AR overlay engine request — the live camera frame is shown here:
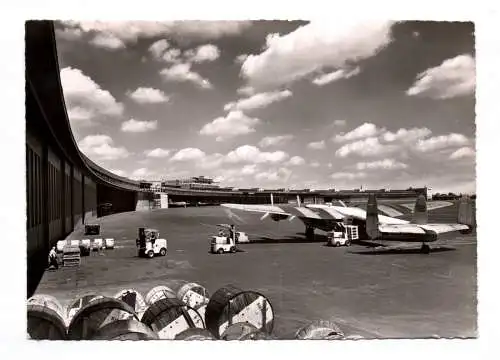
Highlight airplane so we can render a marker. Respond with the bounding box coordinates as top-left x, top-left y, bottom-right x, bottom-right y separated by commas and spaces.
169, 200, 188, 208
221, 193, 475, 253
